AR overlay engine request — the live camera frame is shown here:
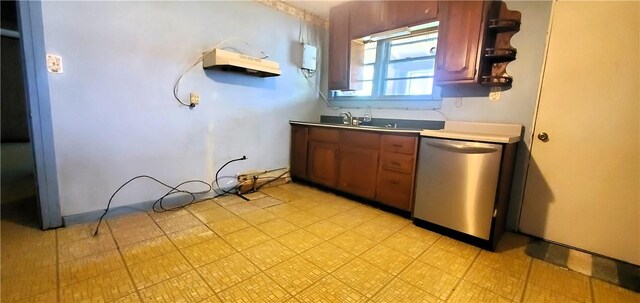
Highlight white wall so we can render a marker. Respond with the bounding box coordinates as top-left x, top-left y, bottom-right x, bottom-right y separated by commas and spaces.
320, 1, 553, 229
41, 1, 324, 216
